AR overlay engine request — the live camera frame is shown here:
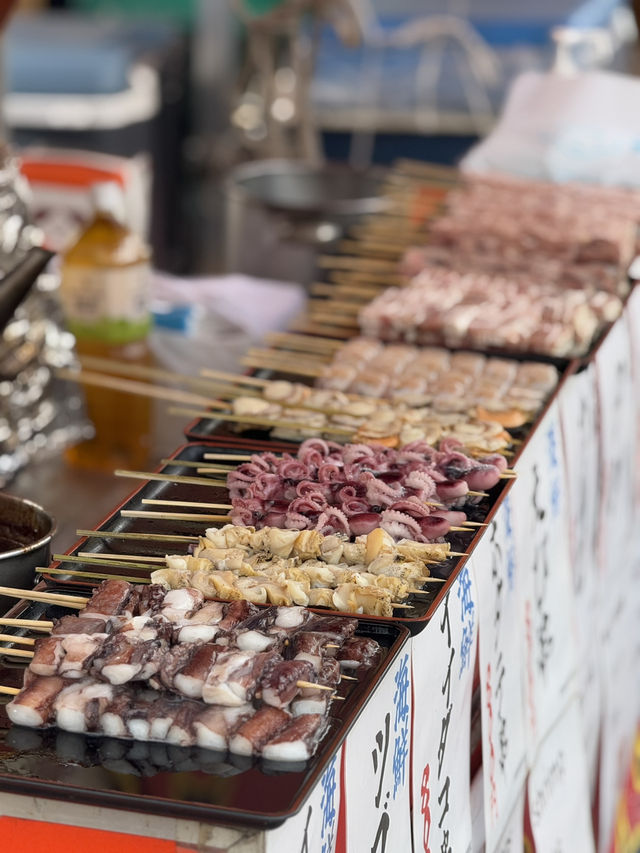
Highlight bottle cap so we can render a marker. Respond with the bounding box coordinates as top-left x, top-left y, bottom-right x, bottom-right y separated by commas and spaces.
91, 181, 127, 226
